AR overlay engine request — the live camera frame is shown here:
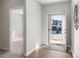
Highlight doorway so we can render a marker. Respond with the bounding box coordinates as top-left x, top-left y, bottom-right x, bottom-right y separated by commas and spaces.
48, 14, 66, 52
9, 8, 24, 55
